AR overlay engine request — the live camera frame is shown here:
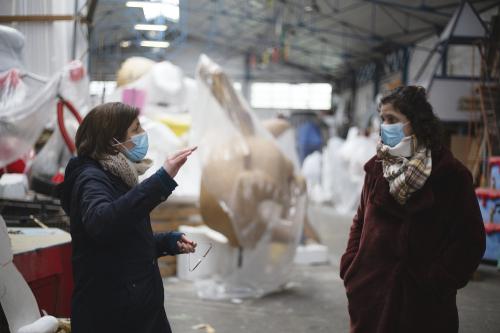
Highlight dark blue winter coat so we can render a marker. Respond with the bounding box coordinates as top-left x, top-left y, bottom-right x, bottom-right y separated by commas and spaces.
59, 156, 183, 333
